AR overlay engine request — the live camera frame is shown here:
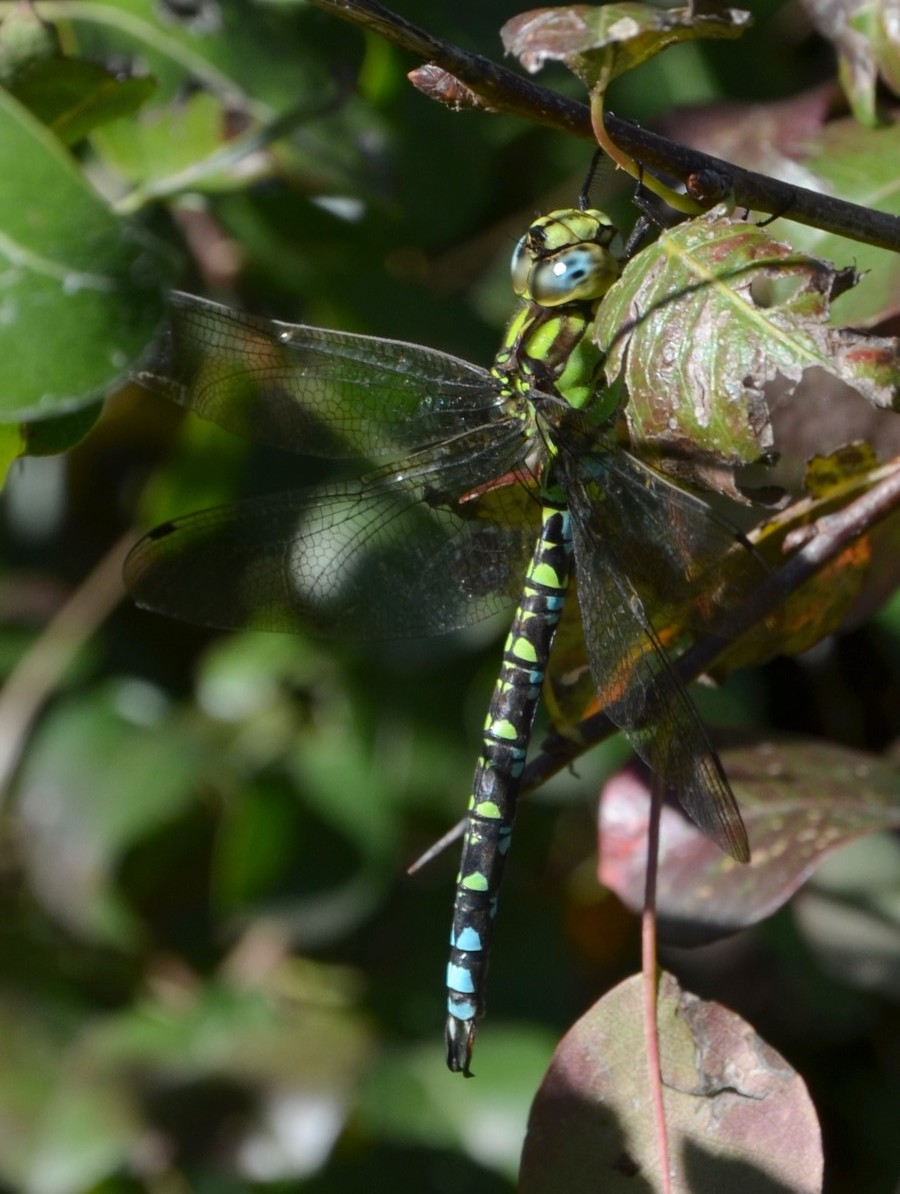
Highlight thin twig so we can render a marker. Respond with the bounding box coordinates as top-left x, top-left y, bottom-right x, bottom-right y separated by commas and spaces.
0, 533, 135, 800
